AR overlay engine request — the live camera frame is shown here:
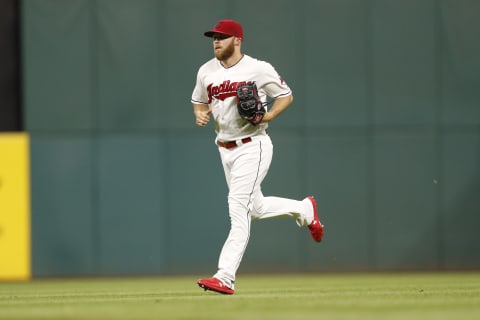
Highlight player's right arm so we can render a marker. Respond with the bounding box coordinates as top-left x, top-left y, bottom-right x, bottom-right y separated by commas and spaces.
191, 65, 212, 127
193, 103, 212, 127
